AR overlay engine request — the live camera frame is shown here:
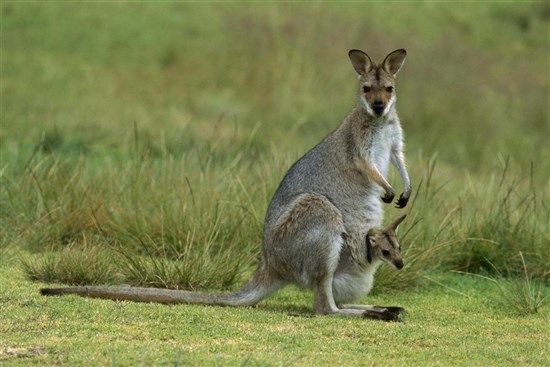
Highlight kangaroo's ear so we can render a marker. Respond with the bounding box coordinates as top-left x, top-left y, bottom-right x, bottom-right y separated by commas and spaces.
382, 49, 407, 76
349, 49, 373, 76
